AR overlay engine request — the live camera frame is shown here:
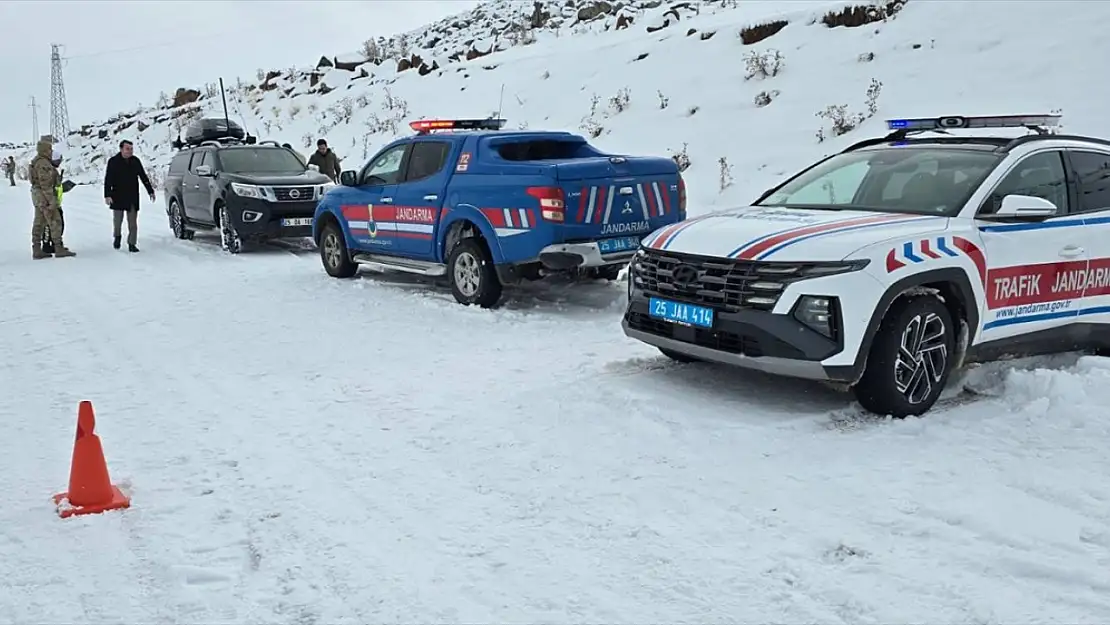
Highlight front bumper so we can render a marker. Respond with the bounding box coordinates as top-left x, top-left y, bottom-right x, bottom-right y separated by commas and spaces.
226, 196, 316, 239
538, 241, 636, 270
622, 292, 846, 382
